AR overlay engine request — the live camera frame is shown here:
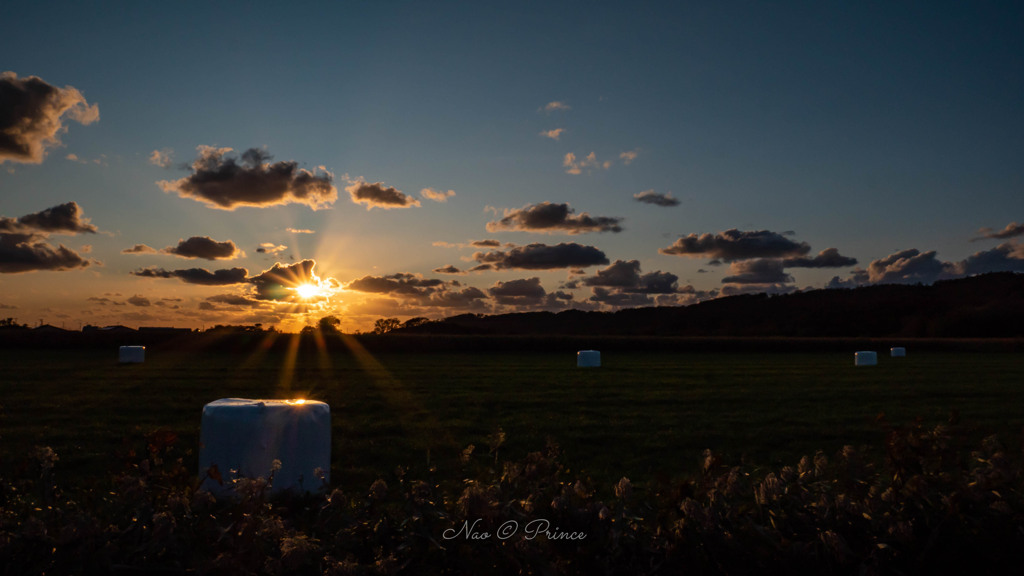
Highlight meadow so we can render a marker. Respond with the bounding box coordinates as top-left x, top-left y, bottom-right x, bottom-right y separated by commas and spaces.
5, 339, 1024, 574
3, 341, 1023, 493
